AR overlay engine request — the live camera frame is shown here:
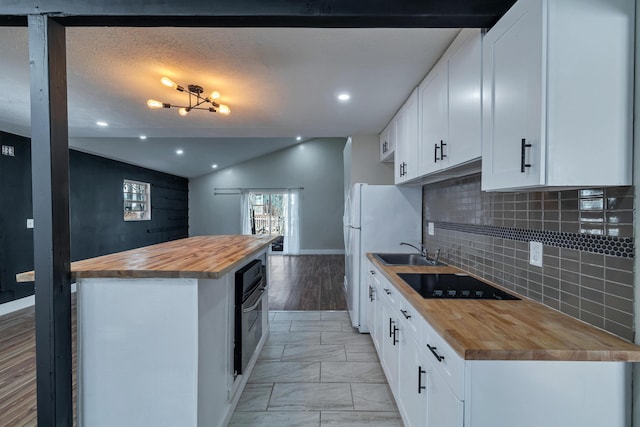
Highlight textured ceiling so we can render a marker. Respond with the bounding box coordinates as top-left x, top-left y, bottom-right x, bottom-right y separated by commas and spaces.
0, 26, 461, 178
